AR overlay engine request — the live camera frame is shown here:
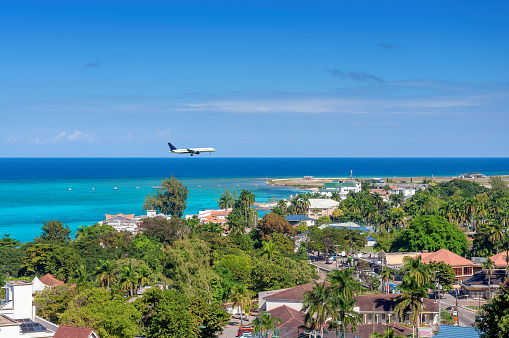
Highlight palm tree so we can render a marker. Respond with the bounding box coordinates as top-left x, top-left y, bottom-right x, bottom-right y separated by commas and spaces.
119, 262, 139, 296
488, 220, 506, 254
71, 264, 93, 291
230, 284, 254, 327
95, 259, 116, 288
252, 311, 282, 337
394, 275, 428, 338
260, 240, 279, 260
482, 258, 496, 299
400, 256, 432, 287
217, 189, 236, 219
301, 282, 334, 336
329, 296, 362, 337
331, 191, 342, 202
326, 268, 361, 301
380, 267, 395, 294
